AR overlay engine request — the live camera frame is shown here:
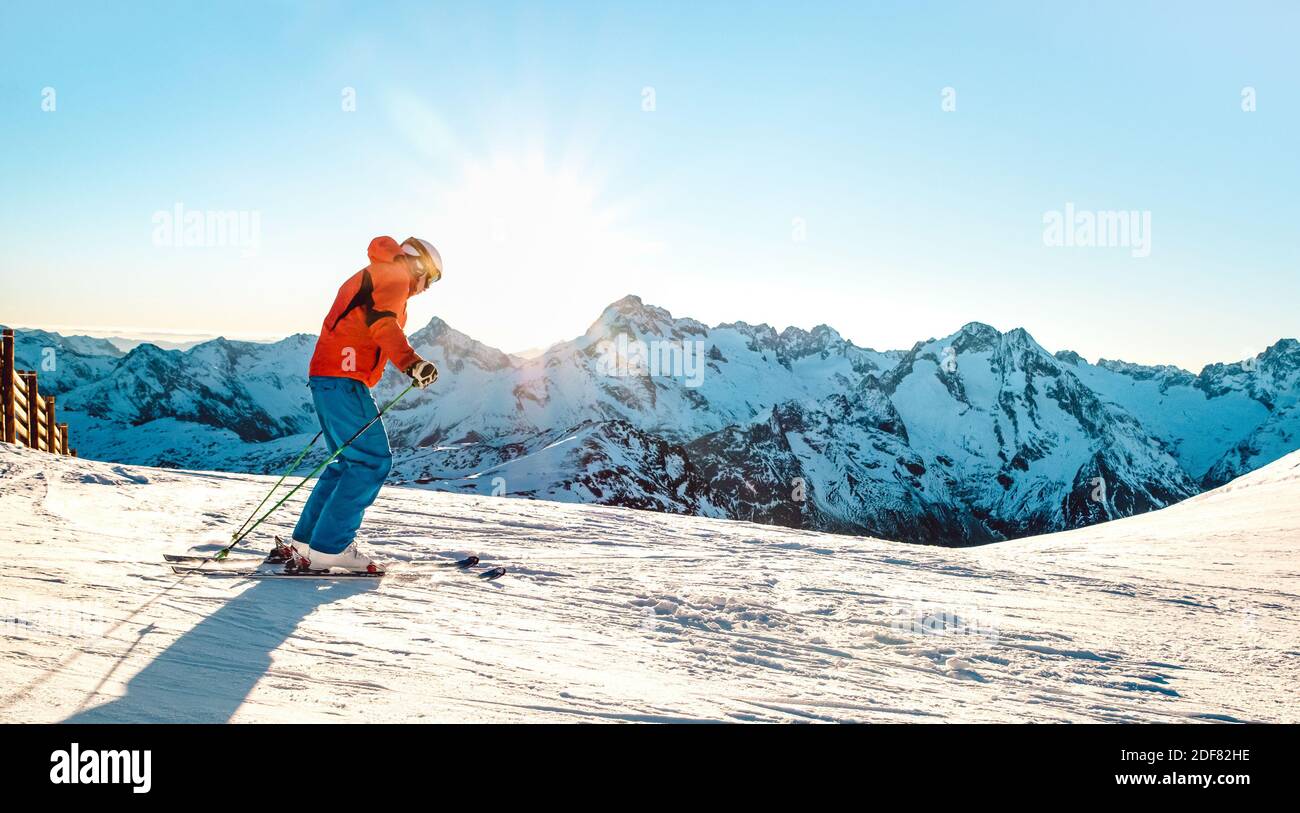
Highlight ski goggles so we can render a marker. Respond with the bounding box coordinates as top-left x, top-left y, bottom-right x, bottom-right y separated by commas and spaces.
401, 238, 443, 284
